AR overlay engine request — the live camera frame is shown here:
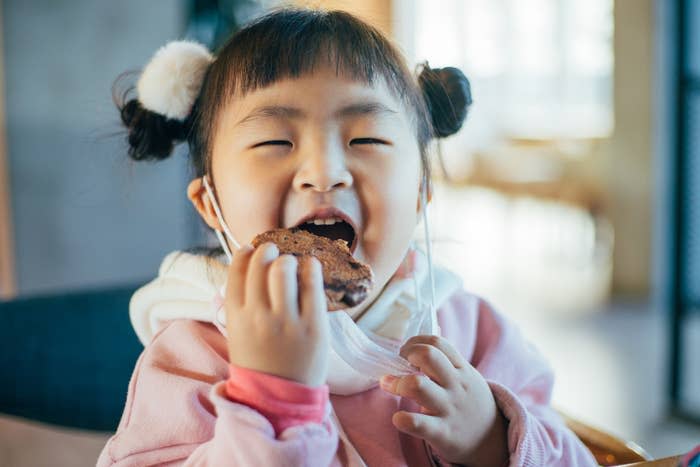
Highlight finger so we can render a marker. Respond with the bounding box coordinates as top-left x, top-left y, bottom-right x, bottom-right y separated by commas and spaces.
402, 334, 466, 369
245, 243, 279, 308
380, 374, 449, 415
268, 254, 299, 317
399, 343, 457, 388
299, 257, 327, 325
391, 411, 443, 442
226, 245, 254, 308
